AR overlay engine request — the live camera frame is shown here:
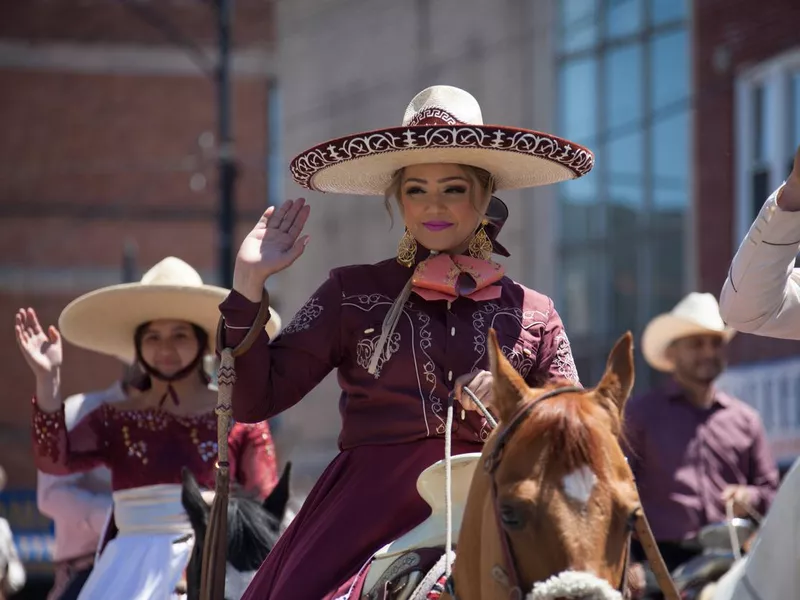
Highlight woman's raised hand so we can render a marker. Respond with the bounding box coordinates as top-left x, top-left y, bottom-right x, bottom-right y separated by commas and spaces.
15, 308, 62, 378
233, 198, 311, 302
